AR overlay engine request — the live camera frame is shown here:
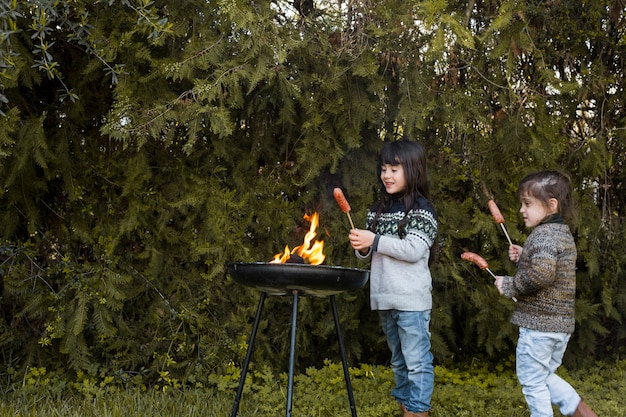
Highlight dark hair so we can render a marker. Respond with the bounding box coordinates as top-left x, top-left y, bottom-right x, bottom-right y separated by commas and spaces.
371, 139, 438, 264
376, 139, 431, 204
517, 170, 576, 222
